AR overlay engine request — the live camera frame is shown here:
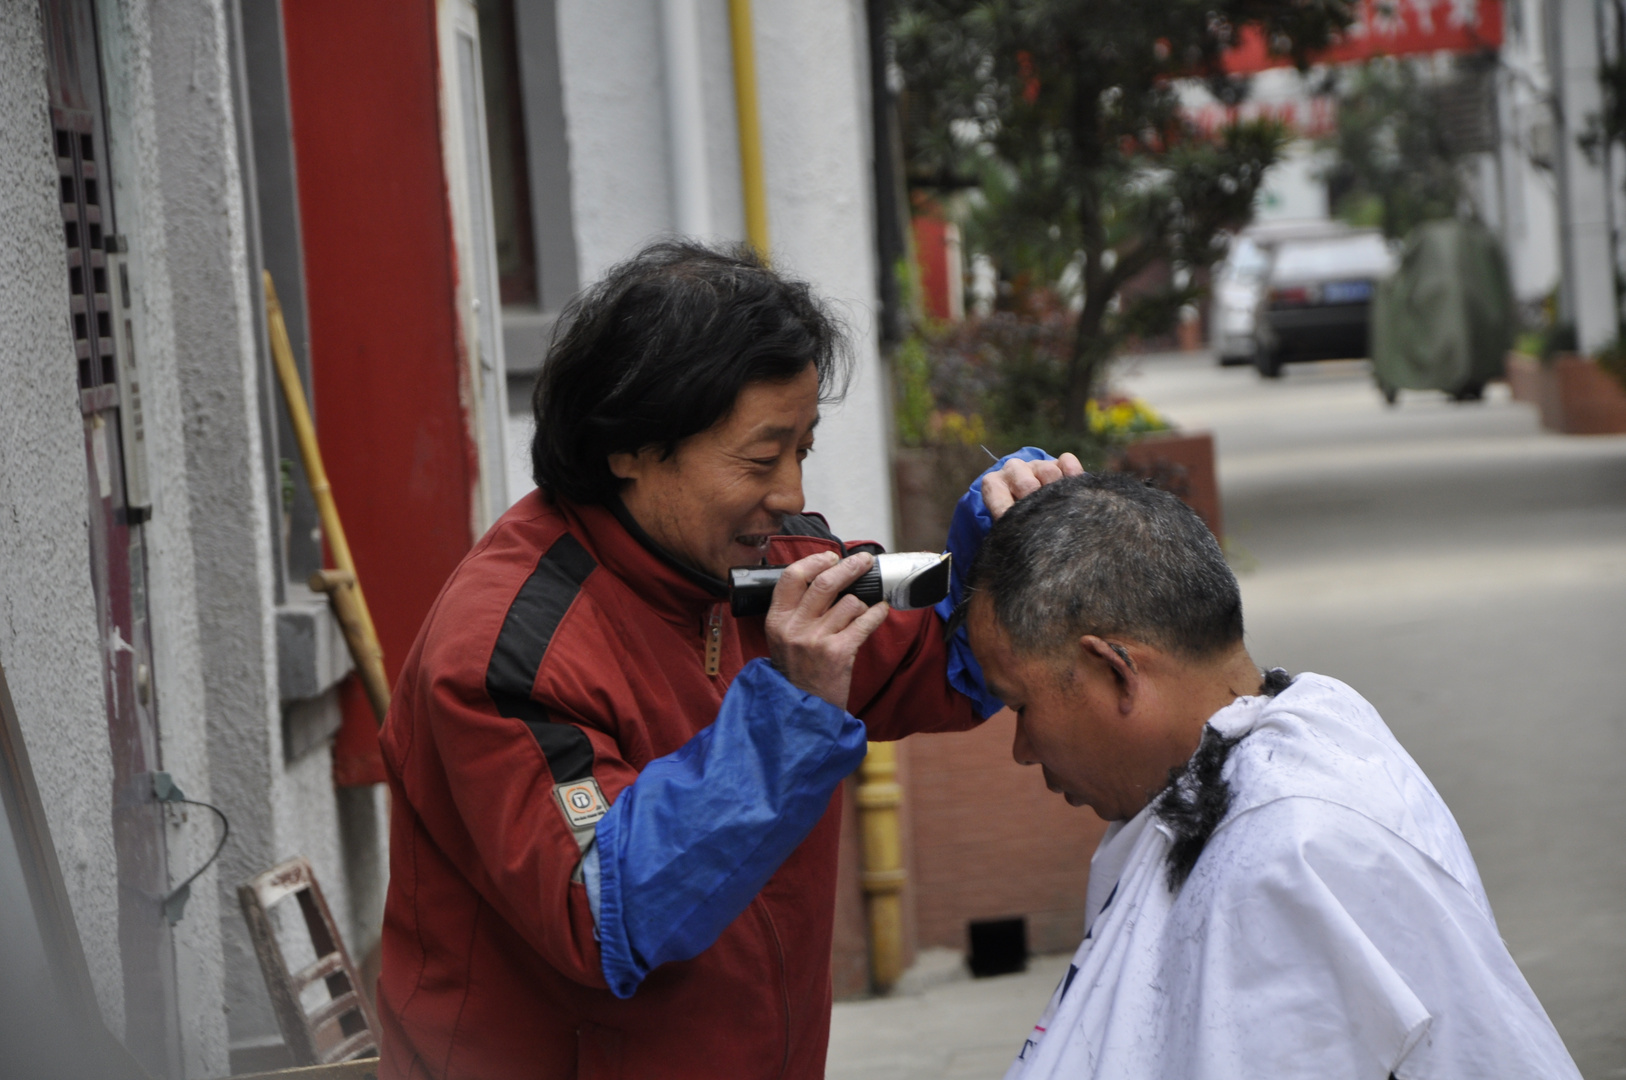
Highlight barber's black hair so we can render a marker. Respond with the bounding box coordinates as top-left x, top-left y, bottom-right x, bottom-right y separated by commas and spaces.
529, 240, 851, 504
967, 472, 1243, 659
